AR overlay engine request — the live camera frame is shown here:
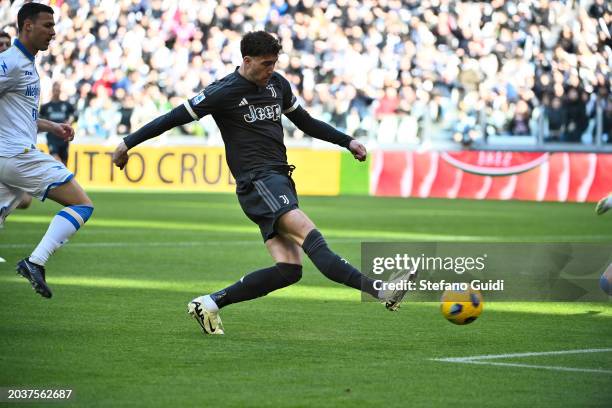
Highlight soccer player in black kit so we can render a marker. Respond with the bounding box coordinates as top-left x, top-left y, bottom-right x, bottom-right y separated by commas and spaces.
112, 32, 412, 335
